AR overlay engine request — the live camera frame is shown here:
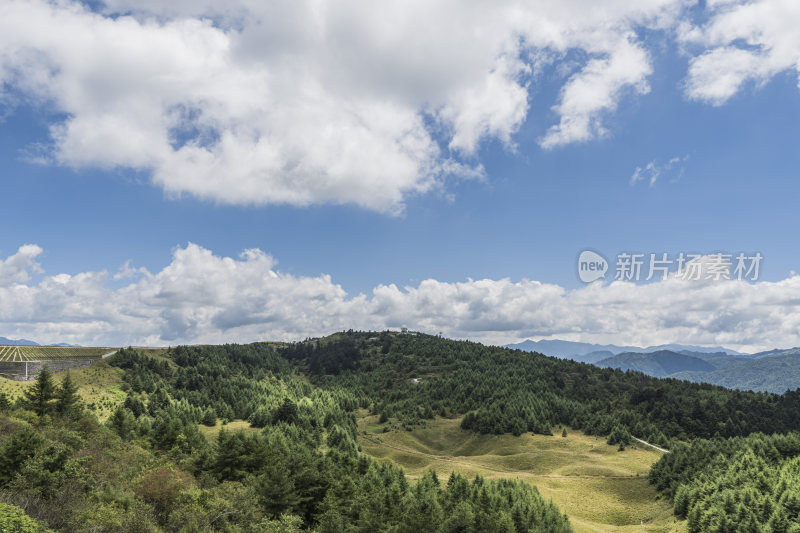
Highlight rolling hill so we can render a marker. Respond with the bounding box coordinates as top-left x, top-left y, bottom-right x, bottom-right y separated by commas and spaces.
588, 347, 800, 394
5, 332, 800, 531
595, 350, 716, 378
672, 349, 800, 393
